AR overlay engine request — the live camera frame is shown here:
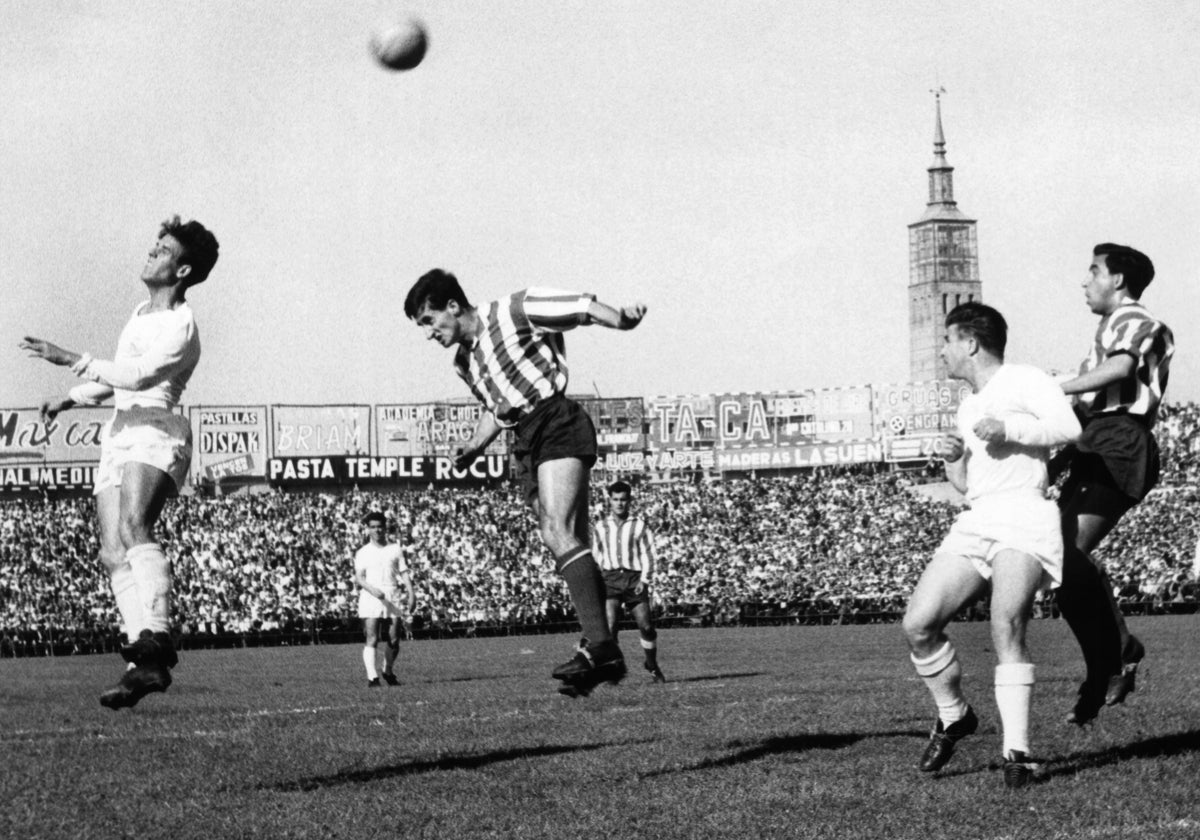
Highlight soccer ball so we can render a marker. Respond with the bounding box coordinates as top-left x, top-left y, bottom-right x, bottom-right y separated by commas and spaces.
370, 19, 428, 71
